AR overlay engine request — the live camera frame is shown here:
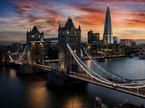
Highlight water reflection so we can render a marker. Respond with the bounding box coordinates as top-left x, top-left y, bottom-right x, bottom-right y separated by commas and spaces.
64, 96, 83, 108
1, 57, 145, 108
9, 69, 17, 79
85, 57, 145, 79
104, 57, 145, 79
85, 60, 92, 68
87, 83, 145, 107
26, 81, 50, 108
